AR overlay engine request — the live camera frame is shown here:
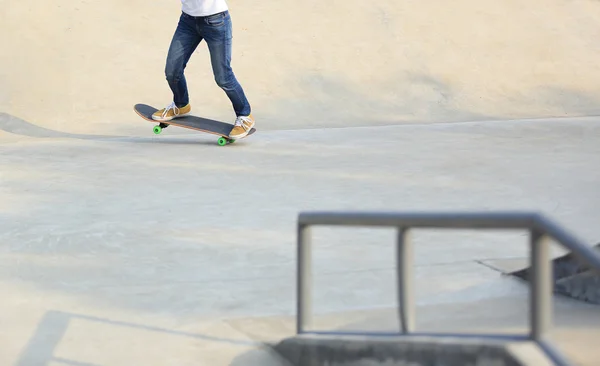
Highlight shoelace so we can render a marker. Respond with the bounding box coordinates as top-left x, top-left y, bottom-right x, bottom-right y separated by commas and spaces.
235, 116, 252, 130
161, 102, 180, 118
